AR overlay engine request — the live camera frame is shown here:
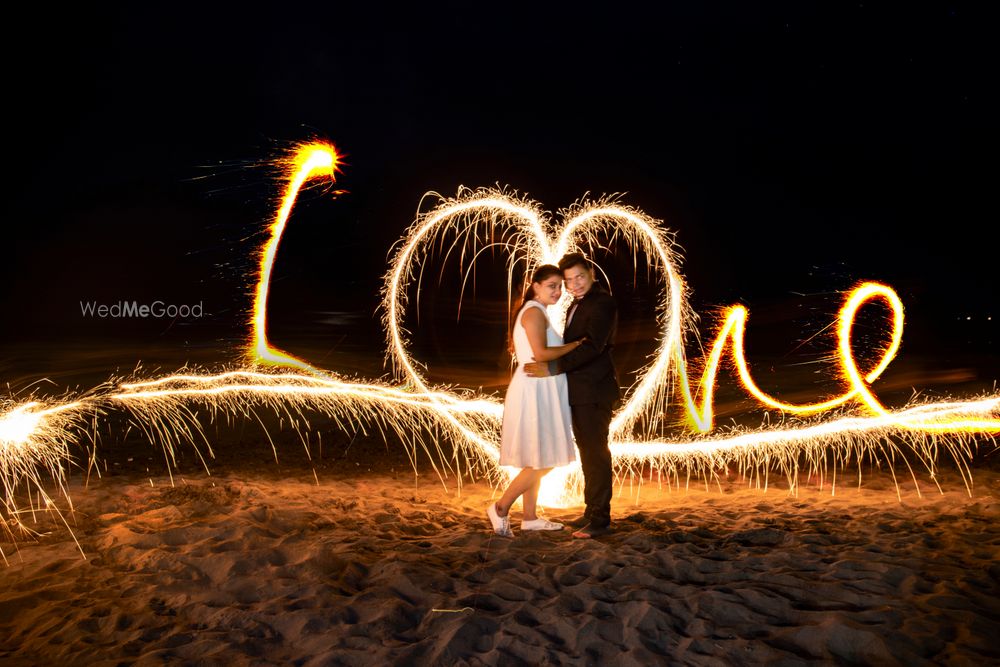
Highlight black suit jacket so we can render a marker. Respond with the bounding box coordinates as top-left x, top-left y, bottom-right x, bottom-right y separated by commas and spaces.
554, 283, 620, 406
